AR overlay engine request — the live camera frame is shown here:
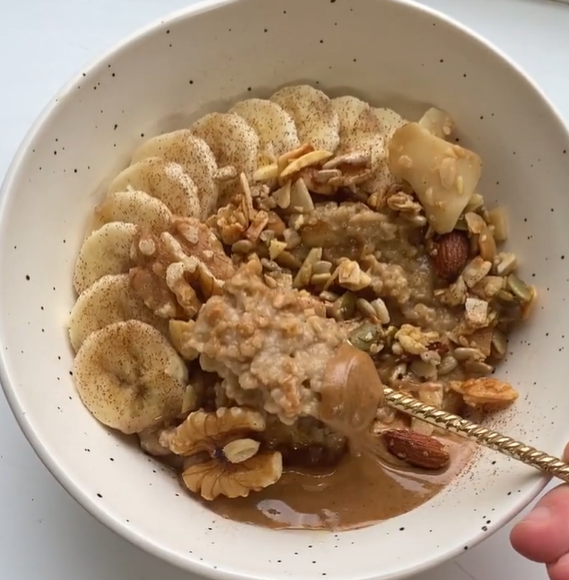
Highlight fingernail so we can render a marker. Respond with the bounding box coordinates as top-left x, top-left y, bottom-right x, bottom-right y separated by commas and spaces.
522, 506, 552, 524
